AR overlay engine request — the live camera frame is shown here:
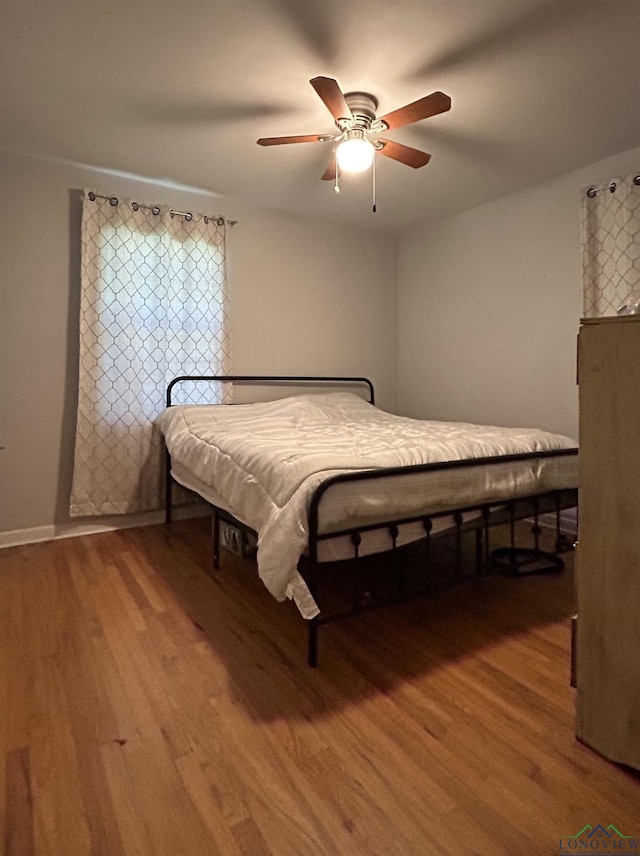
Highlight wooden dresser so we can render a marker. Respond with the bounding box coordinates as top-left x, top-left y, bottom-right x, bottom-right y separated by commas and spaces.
576, 314, 640, 771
